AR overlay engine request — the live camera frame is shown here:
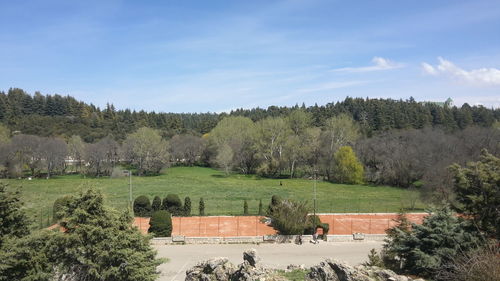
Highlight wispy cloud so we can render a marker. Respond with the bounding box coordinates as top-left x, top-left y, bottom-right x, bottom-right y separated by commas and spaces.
422, 57, 500, 86
331, 57, 404, 73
